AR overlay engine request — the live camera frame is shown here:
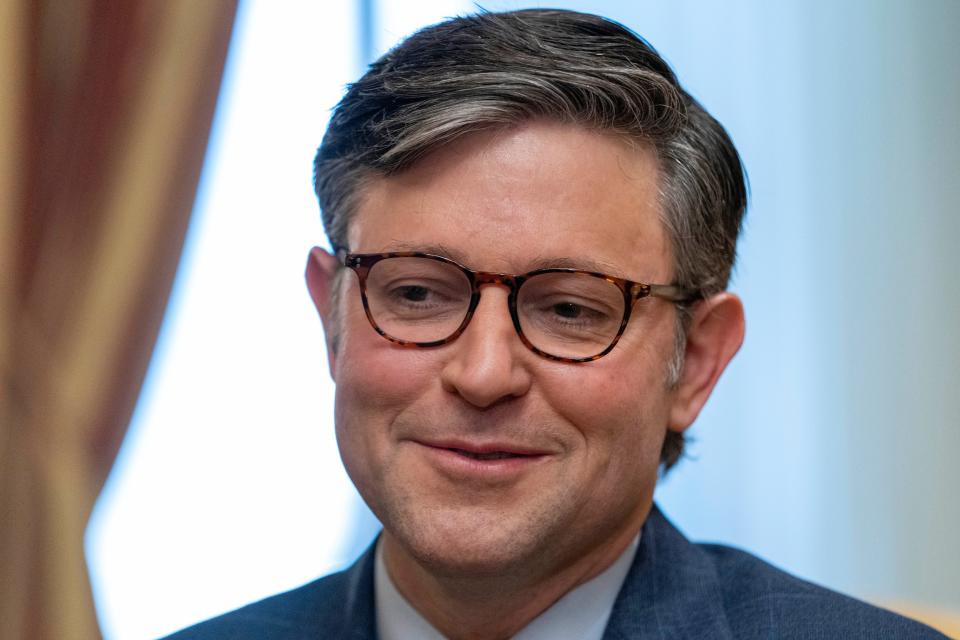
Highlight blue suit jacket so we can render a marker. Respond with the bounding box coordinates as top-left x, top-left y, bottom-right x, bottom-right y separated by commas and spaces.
165, 505, 946, 639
